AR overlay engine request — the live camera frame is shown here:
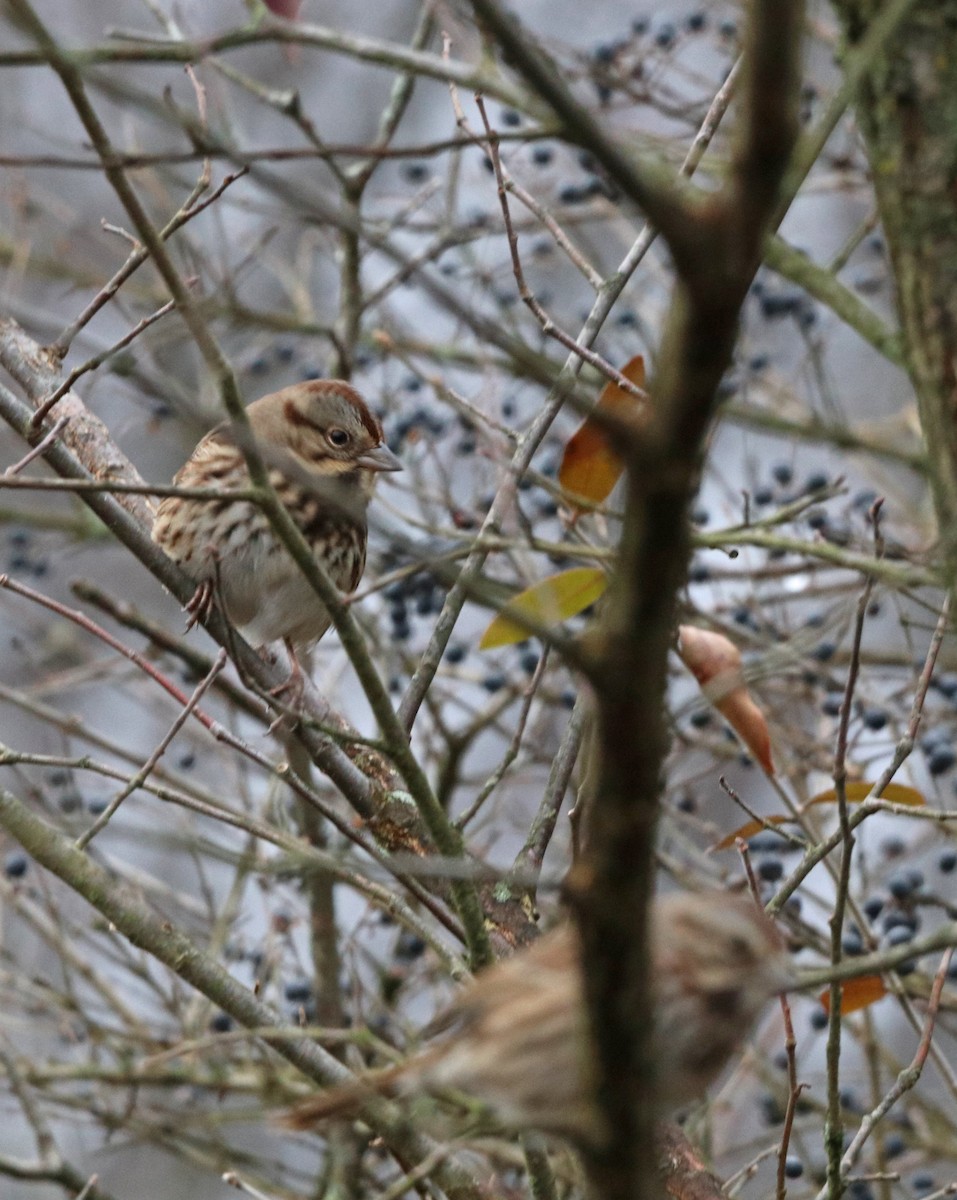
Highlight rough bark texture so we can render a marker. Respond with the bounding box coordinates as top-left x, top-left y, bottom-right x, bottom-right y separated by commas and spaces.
833, 0, 957, 569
